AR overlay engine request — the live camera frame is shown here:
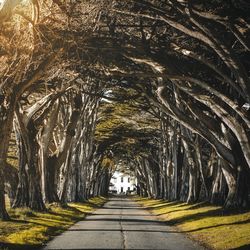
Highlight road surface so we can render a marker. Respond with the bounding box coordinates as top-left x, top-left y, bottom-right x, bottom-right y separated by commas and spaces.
44, 197, 204, 250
